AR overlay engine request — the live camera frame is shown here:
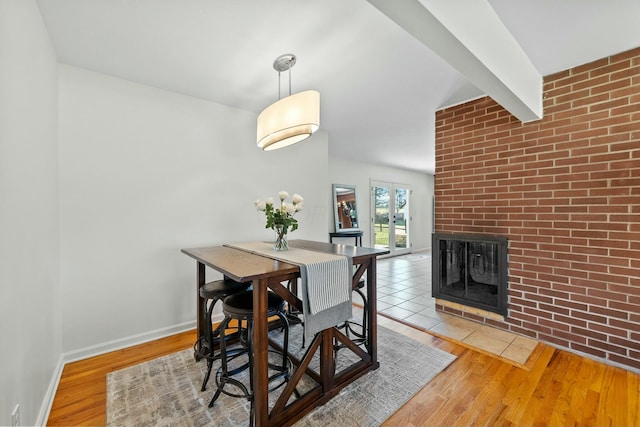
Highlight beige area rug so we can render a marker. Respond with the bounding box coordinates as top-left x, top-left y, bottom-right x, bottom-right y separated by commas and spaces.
107, 320, 456, 427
